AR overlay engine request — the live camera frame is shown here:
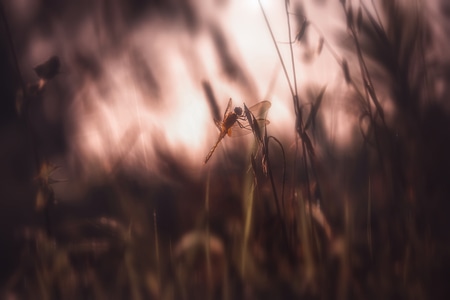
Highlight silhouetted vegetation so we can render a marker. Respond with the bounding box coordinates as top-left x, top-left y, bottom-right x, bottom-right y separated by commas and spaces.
1, 0, 449, 299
